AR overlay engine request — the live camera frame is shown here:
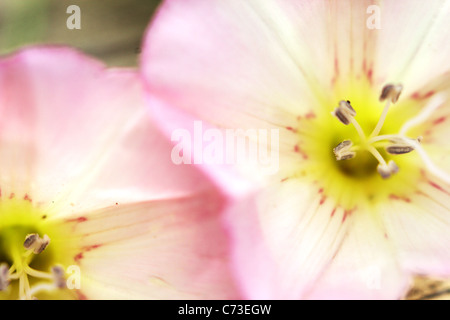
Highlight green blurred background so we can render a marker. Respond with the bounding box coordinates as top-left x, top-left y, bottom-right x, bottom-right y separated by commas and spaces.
0, 0, 448, 300
0, 0, 161, 66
